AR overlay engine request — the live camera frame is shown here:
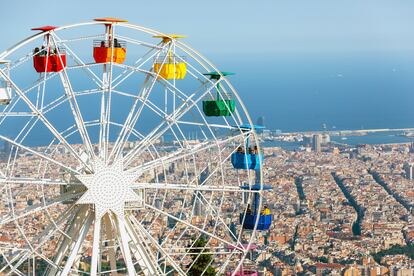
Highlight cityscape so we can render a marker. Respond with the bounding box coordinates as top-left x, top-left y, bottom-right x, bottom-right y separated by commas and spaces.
2, 128, 414, 275
1, 1, 414, 276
